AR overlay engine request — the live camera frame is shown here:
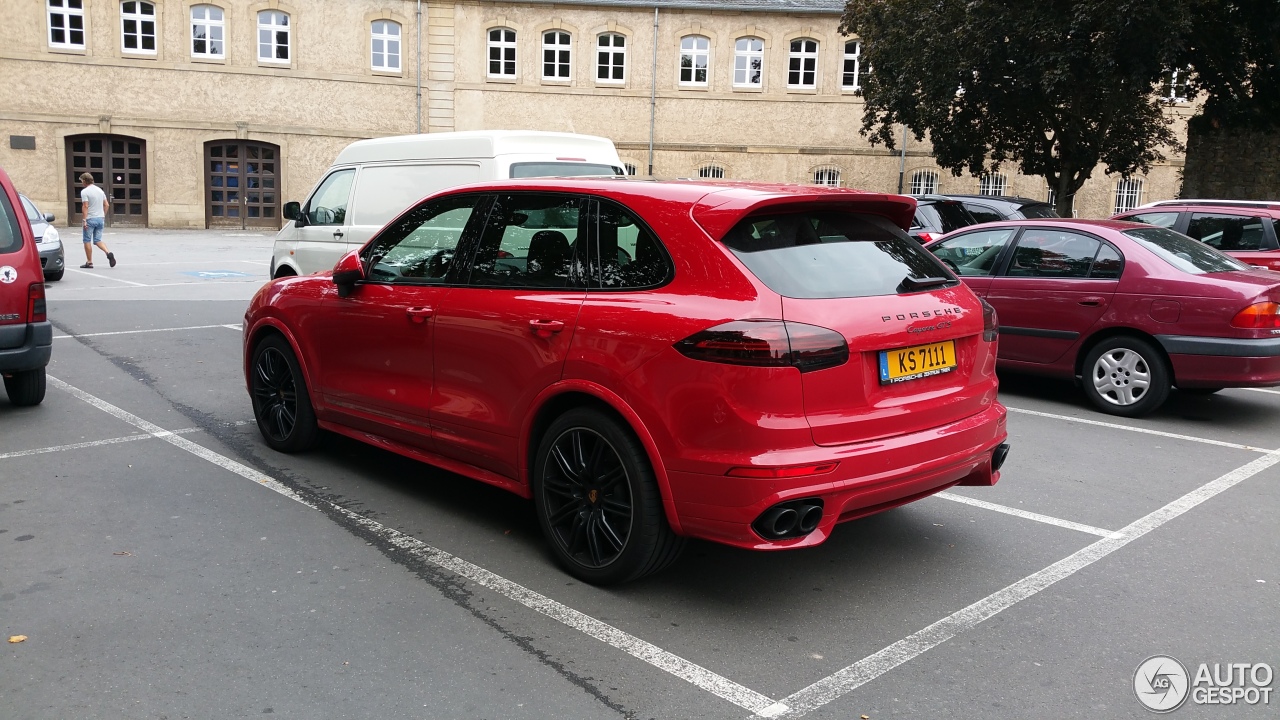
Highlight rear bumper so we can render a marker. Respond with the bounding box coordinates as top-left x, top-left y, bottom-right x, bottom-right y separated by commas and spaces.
666, 403, 1008, 550
1156, 335, 1280, 388
0, 321, 53, 373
